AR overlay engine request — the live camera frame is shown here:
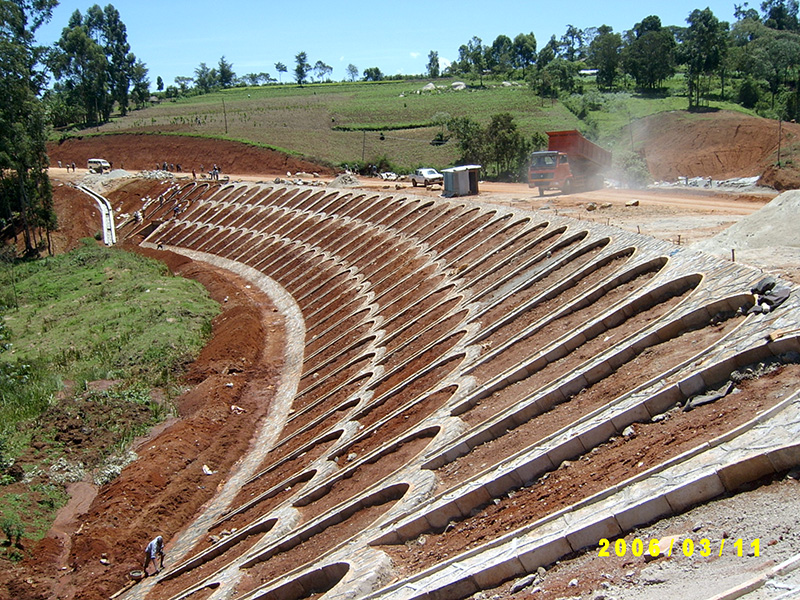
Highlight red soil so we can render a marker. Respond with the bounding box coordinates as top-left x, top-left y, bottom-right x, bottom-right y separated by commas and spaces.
0, 187, 288, 600
3, 109, 795, 600
46, 134, 334, 178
